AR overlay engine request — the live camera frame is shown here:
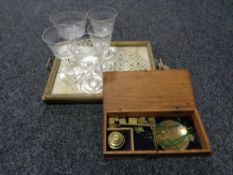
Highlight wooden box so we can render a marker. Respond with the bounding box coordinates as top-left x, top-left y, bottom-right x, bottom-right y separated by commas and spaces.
103, 70, 211, 158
